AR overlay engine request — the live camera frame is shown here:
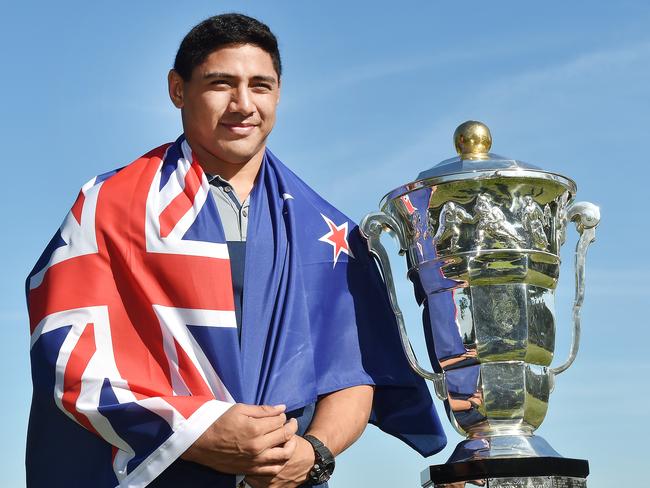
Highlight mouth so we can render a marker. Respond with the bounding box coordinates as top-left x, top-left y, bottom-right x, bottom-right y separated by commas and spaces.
219, 122, 258, 136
